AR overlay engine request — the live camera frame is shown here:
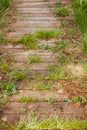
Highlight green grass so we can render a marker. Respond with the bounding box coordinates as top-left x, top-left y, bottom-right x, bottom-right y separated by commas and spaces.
57, 40, 69, 49
29, 81, 52, 90
26, 55, 42, 64
83, 33, 87, 53
36, 29, 62, 39
9, 70, 28, 81
18, 96, 38, 103
50, 40, 70, 52
0, 80, 16, 104
71, 96, 79, 102
72, 0, 87, 33
18, 34, 38, 49
0, 0, 11, 10
0, 60, 9, 71
72, 0, 87, 53
13, 116, 87, 130
47, 64, 68, 80
54, 6, 69, 16
49, 95, 57, 104
32, 73, 45, 80
58, 53, 70, 64
0, 33, 8, 43
0, 0, 11, 21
